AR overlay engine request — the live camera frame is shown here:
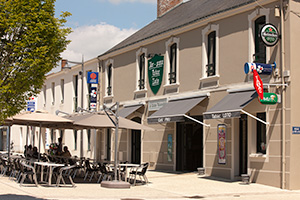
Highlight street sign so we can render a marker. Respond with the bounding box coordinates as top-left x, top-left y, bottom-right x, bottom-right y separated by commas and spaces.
27, 97, 36, 112
292, 127, 300, 134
